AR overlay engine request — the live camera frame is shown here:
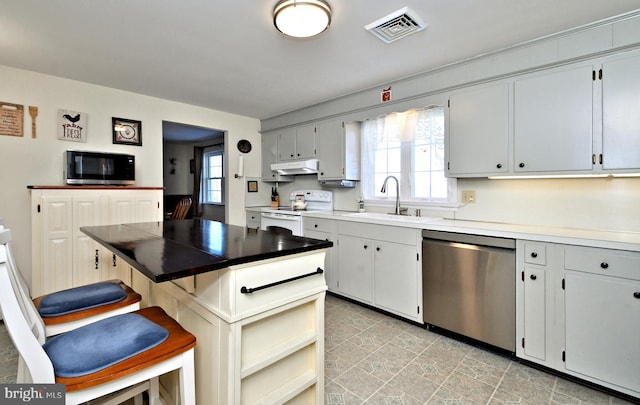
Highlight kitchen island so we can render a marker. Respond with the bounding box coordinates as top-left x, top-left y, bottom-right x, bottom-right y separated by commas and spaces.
81, 219, 332, 404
